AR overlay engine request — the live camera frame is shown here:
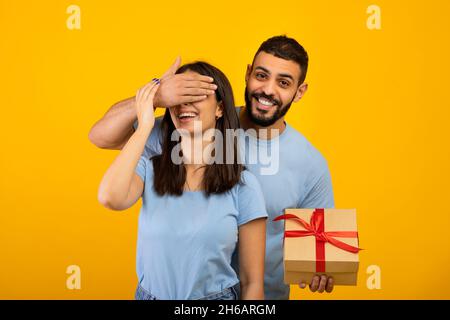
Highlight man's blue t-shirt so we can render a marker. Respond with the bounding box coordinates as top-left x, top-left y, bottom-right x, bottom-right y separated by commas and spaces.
136, 108, 334, 299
